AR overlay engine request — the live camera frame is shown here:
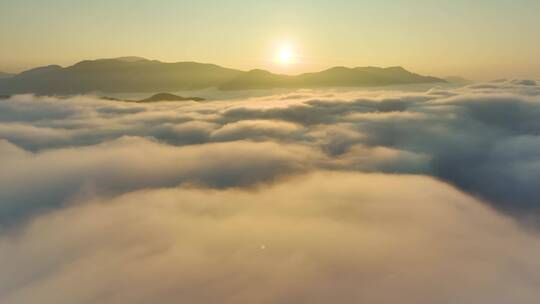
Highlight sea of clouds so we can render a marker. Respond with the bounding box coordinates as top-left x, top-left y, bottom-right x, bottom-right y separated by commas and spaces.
1, 79, 540, 303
